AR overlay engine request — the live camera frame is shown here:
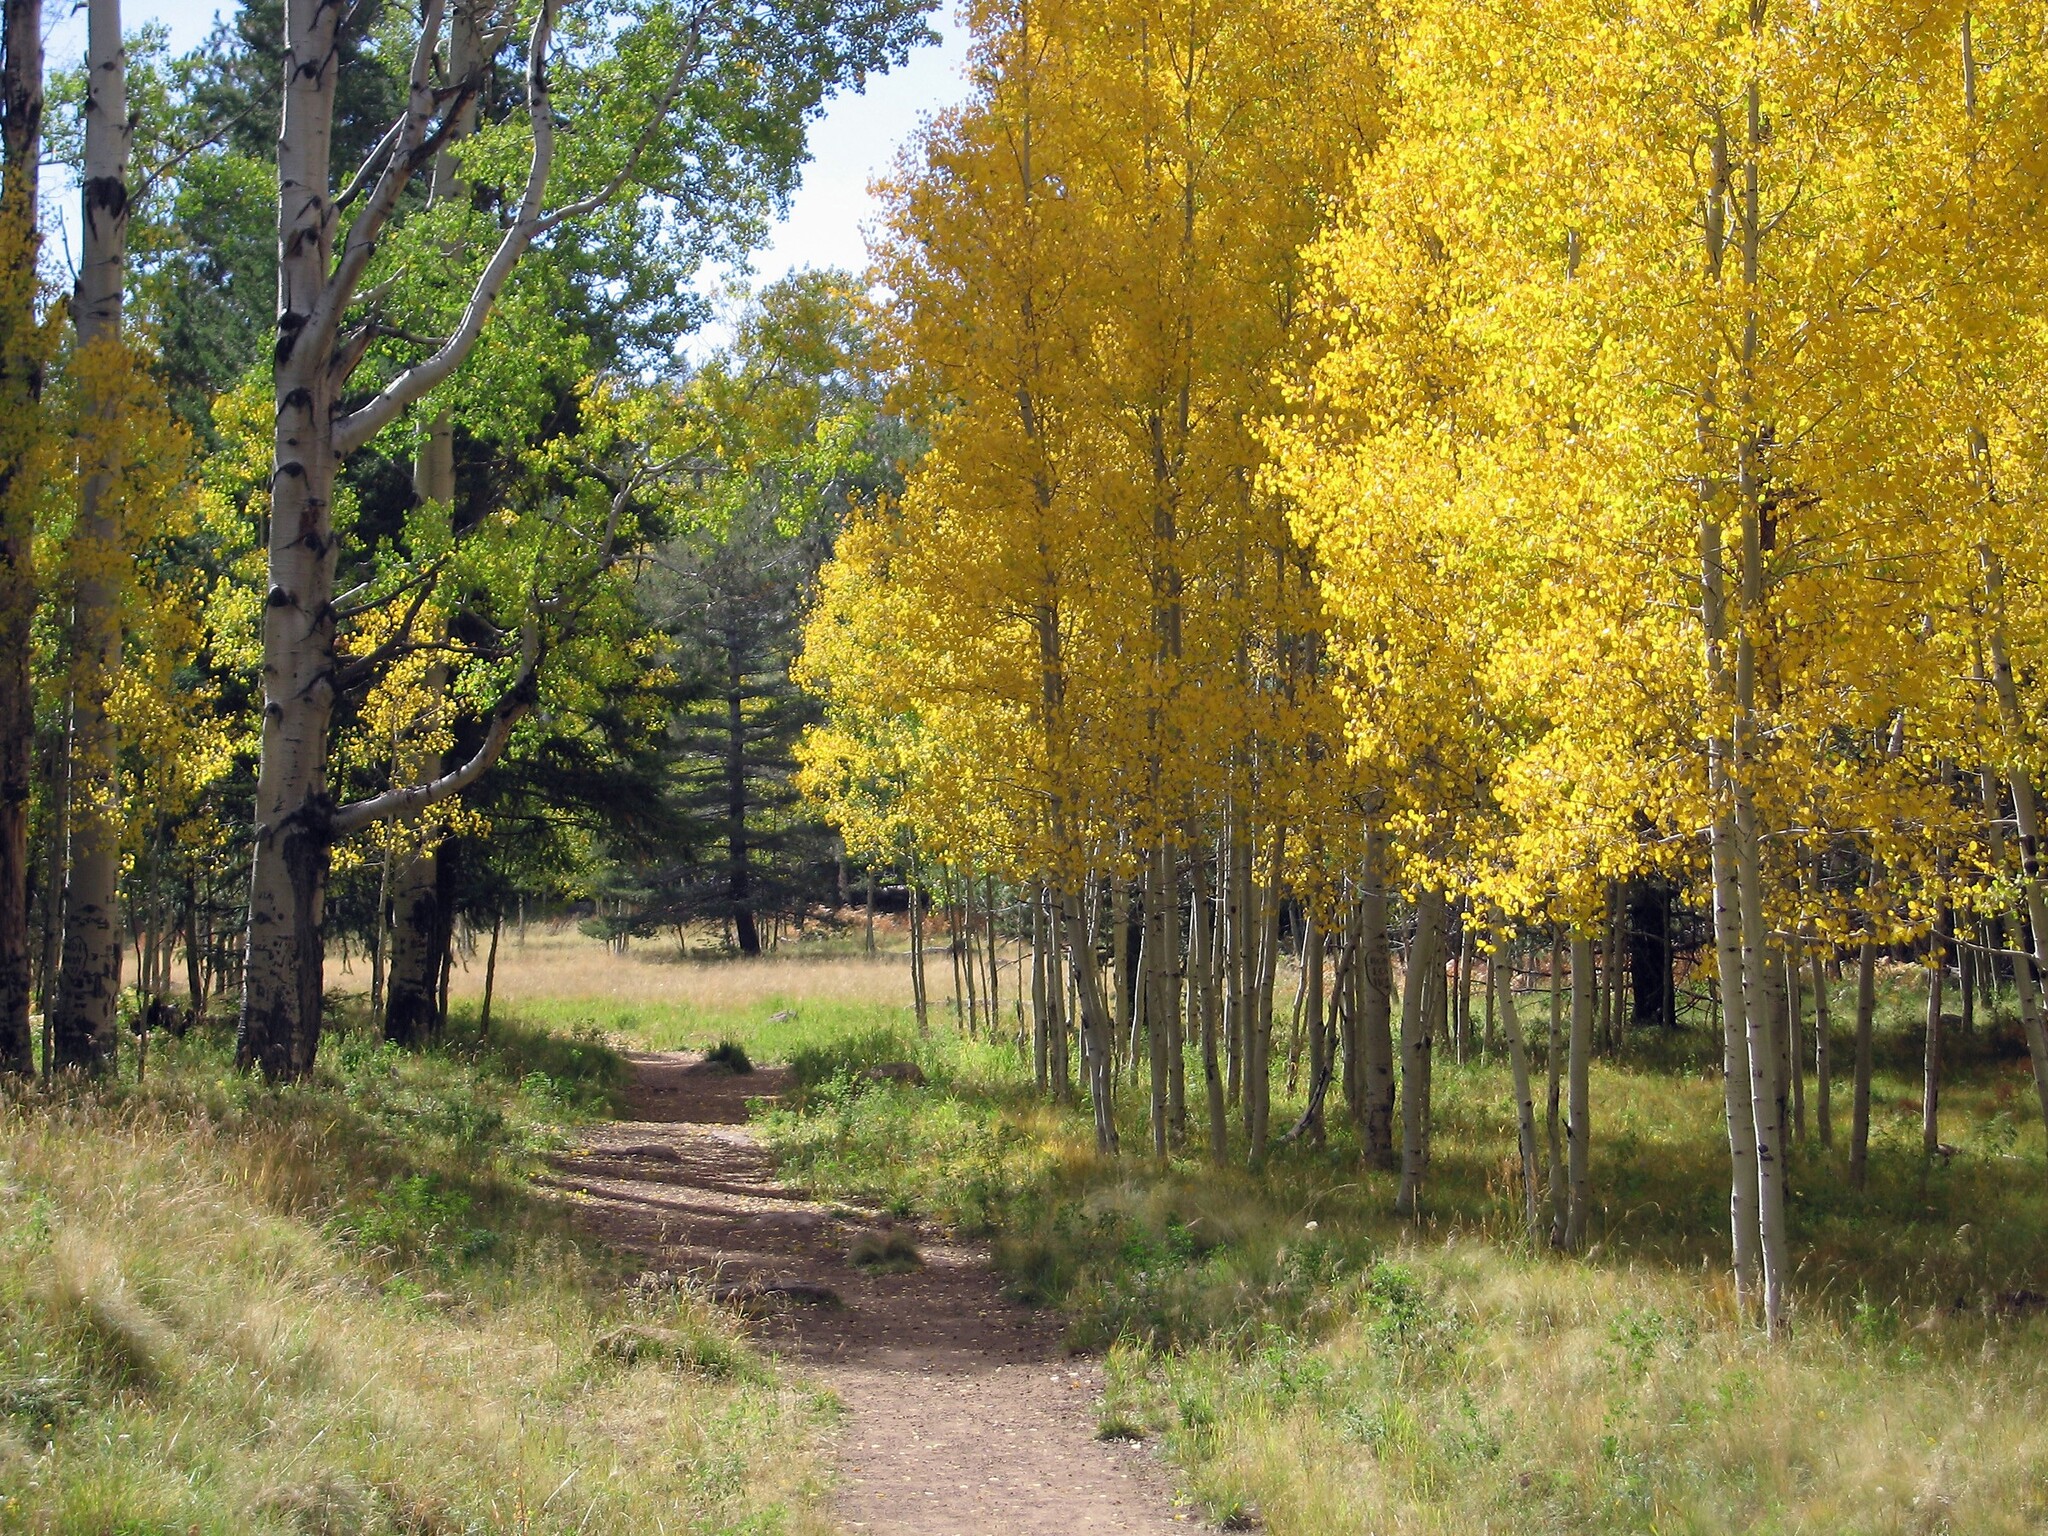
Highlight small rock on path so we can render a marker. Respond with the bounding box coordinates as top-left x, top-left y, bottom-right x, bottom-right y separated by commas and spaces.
543, 1050, 1196, 1535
